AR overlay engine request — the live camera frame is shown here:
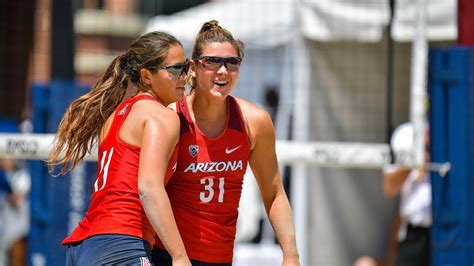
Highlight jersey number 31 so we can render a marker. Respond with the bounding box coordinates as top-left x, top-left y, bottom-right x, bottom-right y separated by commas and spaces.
200, 177, 225, 203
